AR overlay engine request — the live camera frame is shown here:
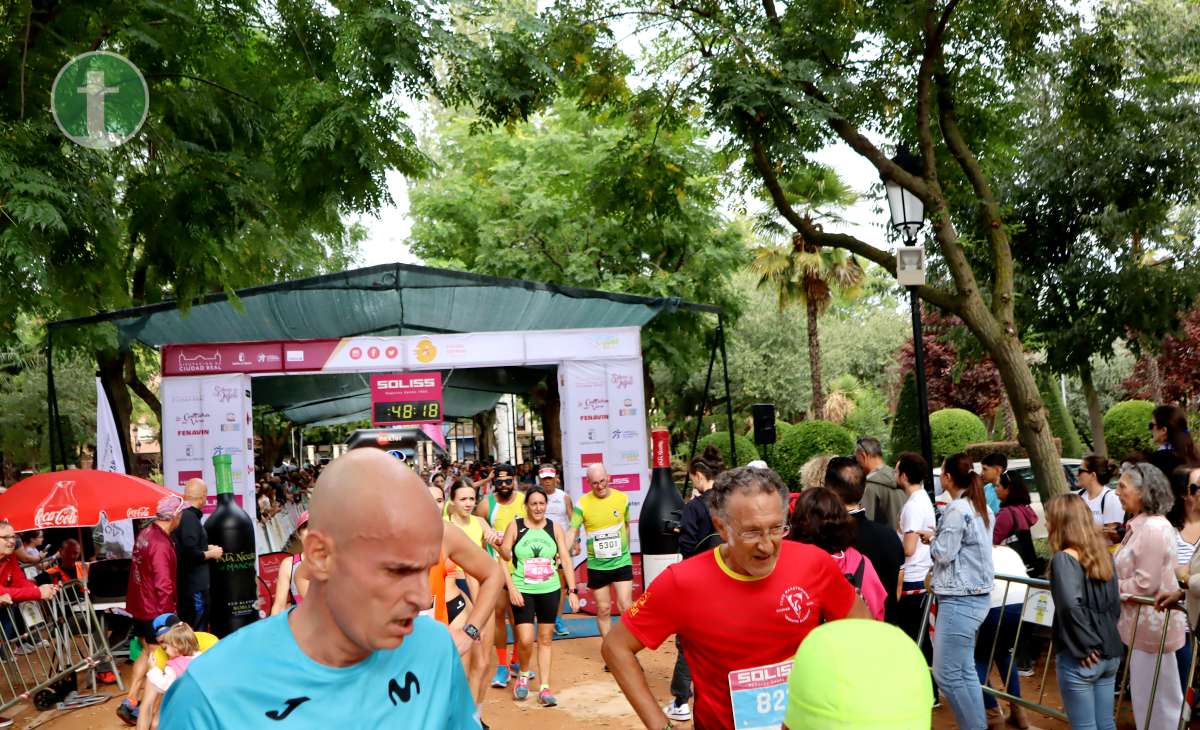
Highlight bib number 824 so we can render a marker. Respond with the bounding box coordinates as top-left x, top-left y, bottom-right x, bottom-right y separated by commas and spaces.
755, 689, 786, 715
